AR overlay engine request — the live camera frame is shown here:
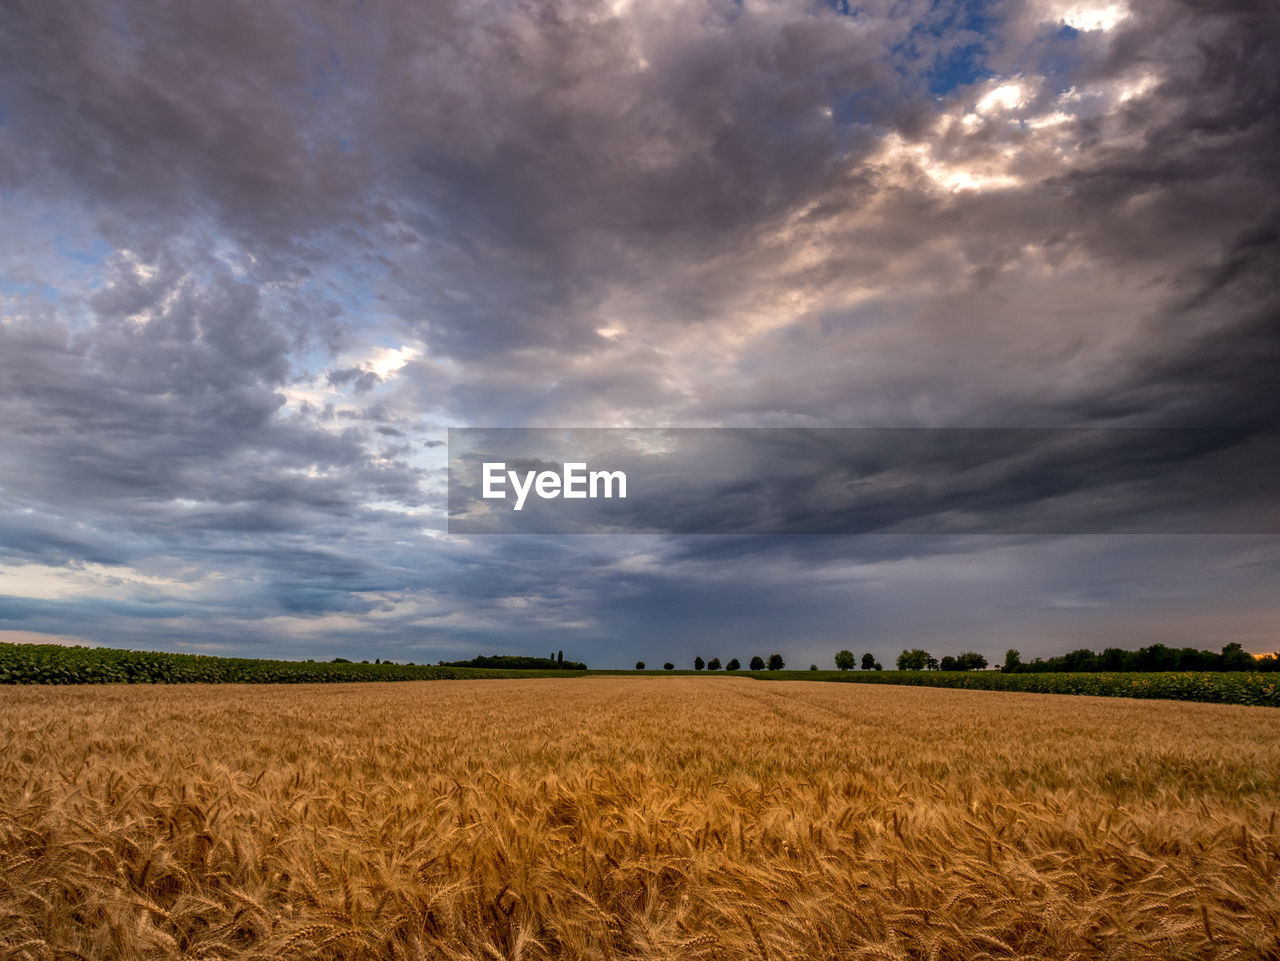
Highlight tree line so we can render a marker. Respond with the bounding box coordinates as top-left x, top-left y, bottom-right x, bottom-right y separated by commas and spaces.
1001, 642, 1276, 673
635, 654, 785, 671
438, 651, 587, 670
833, 642, 1277, 673
834, 650, 884, 671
